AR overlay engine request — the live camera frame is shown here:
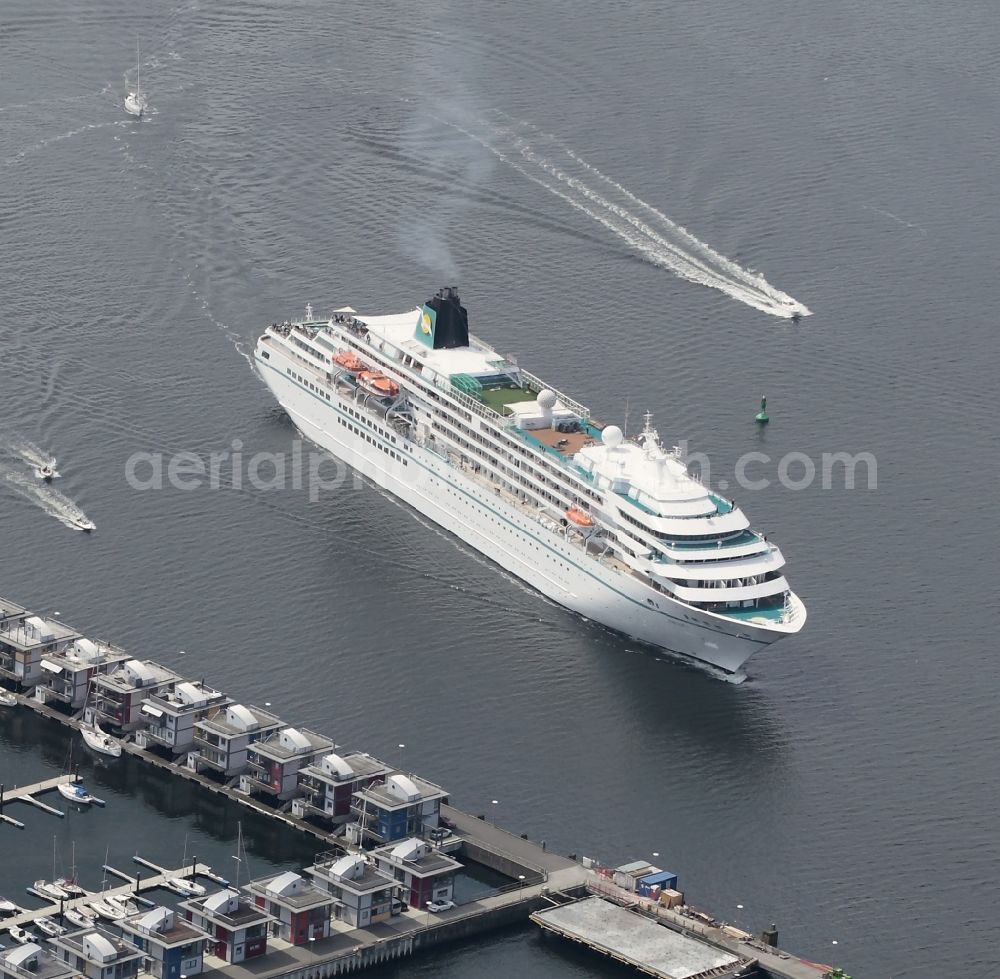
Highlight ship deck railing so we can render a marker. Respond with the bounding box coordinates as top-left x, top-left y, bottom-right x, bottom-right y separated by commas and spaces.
513, 366, 590, 420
